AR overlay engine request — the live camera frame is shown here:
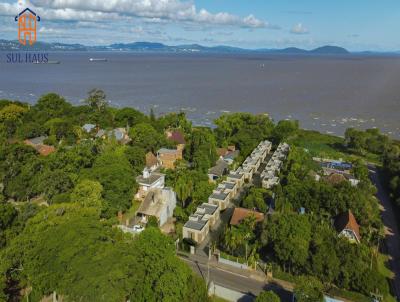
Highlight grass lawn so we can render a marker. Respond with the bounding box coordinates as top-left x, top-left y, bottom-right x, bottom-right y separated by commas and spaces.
288, 130, 381, 164
288, 130, 347, 159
